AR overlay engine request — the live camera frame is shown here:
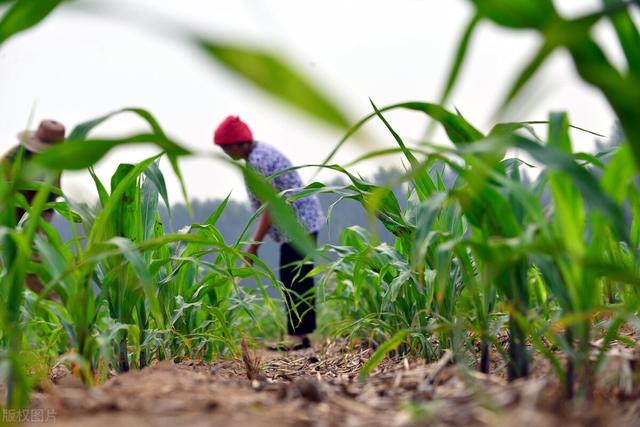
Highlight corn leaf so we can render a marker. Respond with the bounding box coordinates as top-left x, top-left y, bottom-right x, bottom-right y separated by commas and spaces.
358, 330, 409, 380
35, 134, 190, 170
0, 0, 63, 47
470, 0, 557, 29
198, 39, 350, 130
